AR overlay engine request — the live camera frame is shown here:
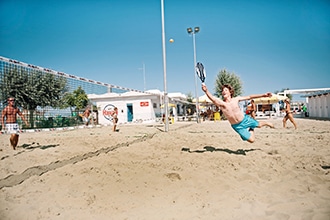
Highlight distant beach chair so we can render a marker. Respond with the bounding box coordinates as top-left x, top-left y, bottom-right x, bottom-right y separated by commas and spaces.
214, 112, 221, 121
